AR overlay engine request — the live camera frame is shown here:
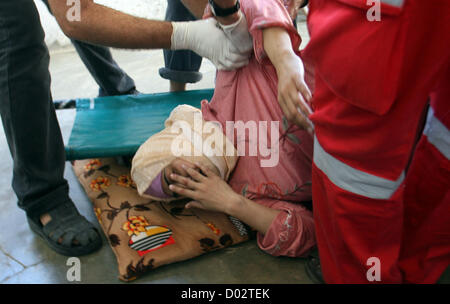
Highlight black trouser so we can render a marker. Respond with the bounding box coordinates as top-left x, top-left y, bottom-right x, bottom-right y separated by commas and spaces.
42, 0, 136, 97
0, 0, 70, 219
159, 0, 203, 84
